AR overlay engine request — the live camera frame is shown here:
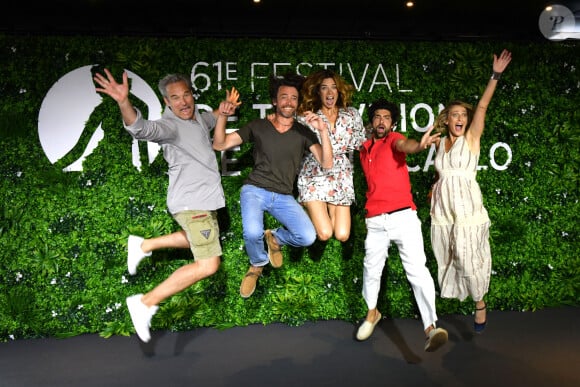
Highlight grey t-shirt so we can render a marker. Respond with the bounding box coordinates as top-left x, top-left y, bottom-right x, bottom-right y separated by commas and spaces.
236, 119, 319, 195
124, 106, 225, 214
